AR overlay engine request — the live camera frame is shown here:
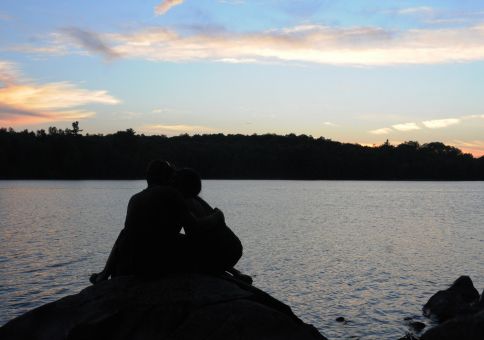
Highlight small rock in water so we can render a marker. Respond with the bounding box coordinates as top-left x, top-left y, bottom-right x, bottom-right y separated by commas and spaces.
335, 317, 345, 323
403, 316, 413, 321
478, 290, 484, 310
409, 321, 426, 332
398, 334, 419, 340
